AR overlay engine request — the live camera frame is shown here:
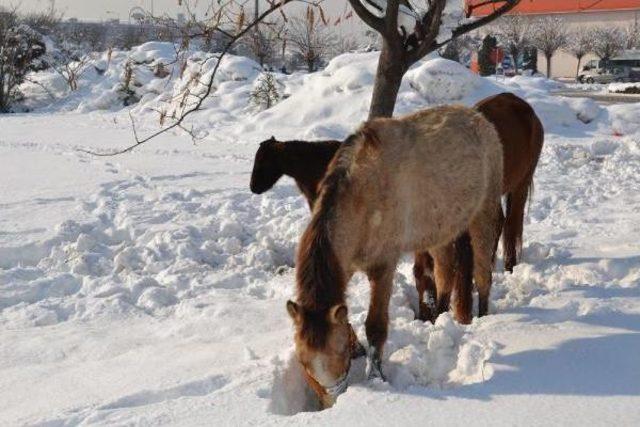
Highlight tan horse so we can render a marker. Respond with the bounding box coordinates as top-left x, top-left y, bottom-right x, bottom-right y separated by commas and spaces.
286, 105, 503, 407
